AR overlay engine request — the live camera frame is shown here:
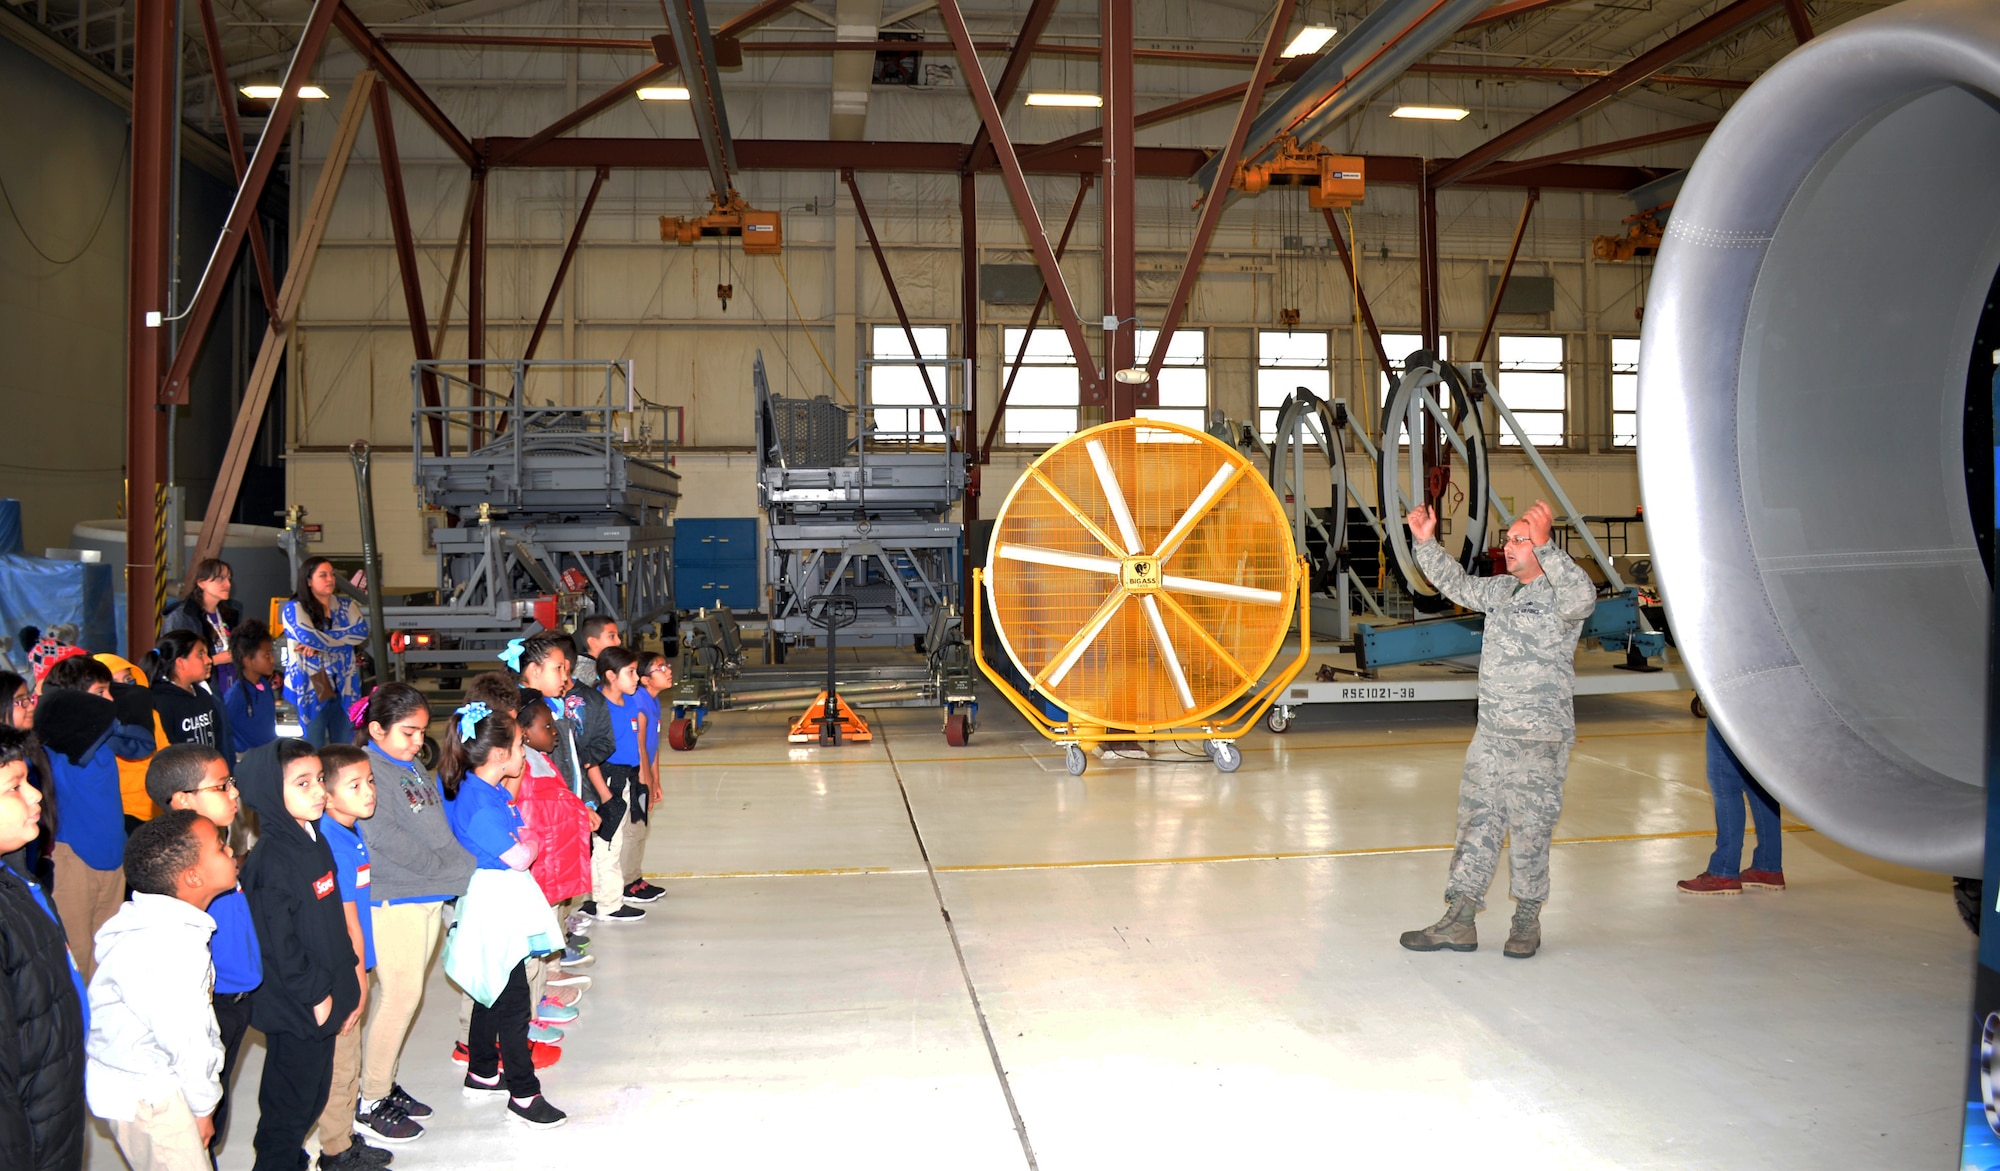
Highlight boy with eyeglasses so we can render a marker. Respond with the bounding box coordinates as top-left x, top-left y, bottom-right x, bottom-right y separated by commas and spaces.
146, 744, 263, 1161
